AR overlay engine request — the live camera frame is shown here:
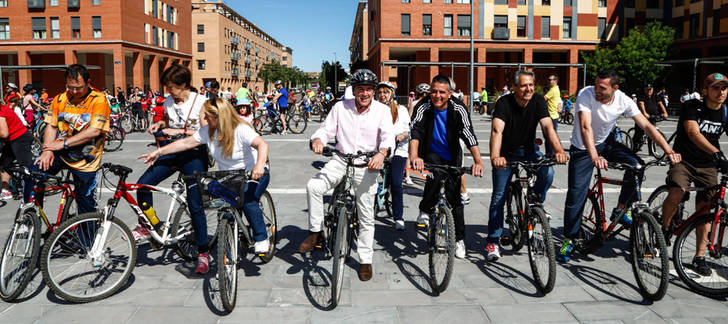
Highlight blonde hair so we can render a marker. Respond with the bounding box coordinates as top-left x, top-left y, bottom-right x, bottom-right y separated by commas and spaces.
378, 86, 398, 124
203, 97, 250, 159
